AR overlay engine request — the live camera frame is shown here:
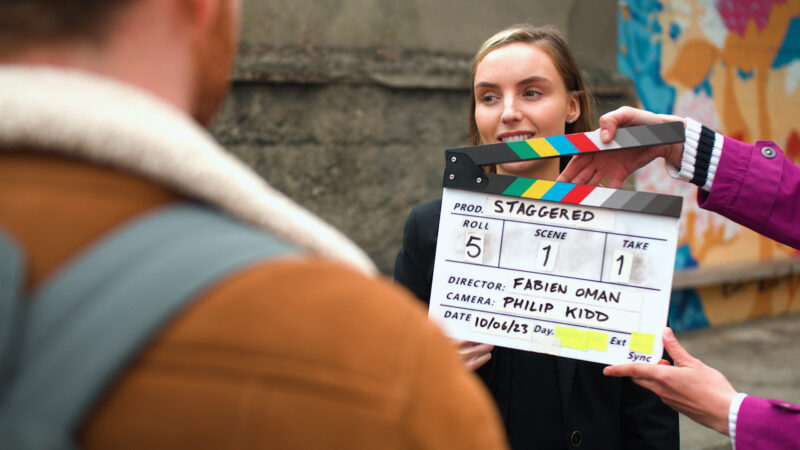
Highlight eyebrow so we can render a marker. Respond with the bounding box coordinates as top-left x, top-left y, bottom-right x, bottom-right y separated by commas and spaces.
474, 75, 553, 90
